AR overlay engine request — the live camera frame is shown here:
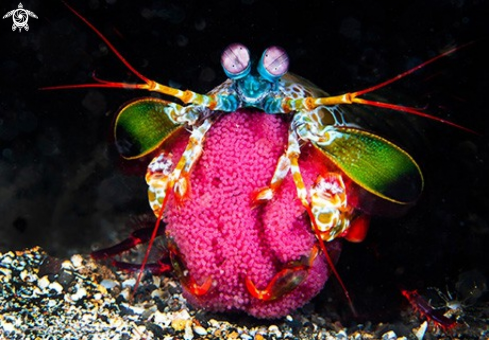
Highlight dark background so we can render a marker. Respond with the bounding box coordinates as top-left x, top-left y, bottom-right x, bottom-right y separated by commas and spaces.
1, 0, 488, 322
